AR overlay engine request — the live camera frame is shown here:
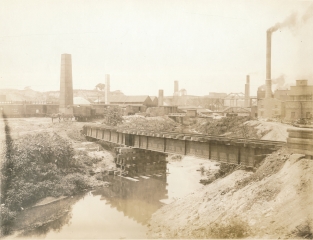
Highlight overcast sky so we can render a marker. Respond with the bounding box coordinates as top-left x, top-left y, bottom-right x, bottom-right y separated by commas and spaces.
0, 0, 313, 96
